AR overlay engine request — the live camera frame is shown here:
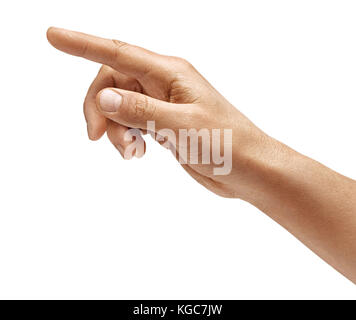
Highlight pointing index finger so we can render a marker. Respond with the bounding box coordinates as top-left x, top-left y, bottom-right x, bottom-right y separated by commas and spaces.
46, 27, 159, 79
